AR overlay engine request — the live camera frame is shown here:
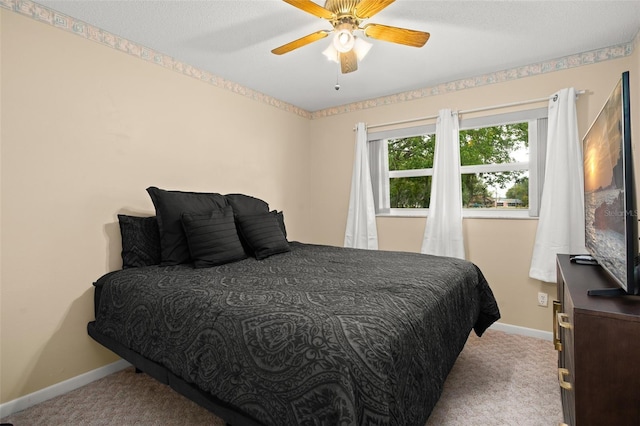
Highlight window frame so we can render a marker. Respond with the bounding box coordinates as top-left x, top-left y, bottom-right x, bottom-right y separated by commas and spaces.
368, 107, 548, 219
